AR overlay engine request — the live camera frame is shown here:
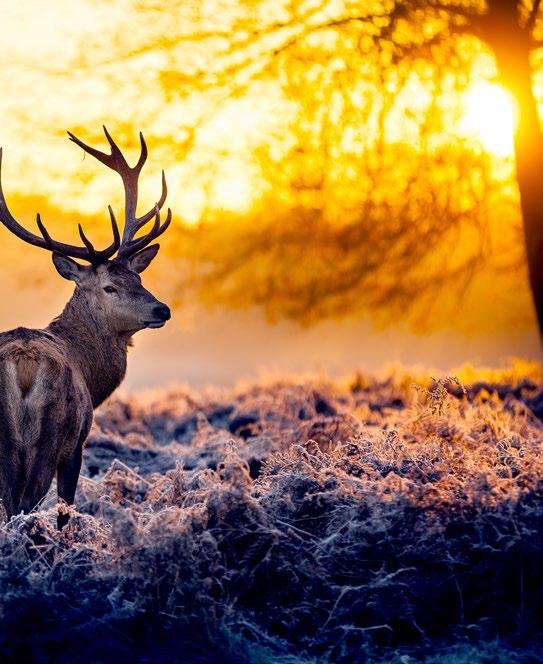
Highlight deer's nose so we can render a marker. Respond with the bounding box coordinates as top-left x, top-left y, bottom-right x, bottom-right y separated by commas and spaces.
153, 303, 171, 321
